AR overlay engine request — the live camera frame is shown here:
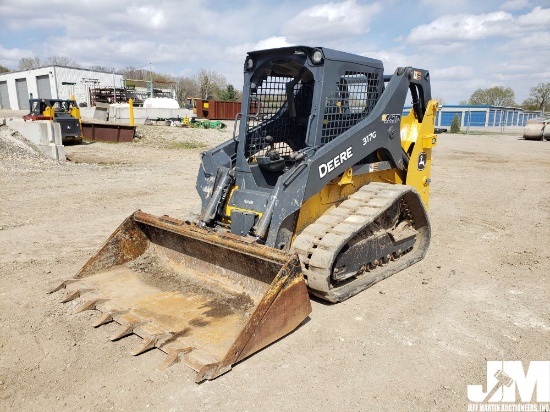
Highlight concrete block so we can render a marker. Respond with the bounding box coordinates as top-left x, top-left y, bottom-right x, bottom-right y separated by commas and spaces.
80, 107, 108, 121
79, 107, 95, 119
55, 144, 66, 160
49, 122, 63, 146
37, 144, 57, 159
94, 107, 109, 121
5, 118, 65, 161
